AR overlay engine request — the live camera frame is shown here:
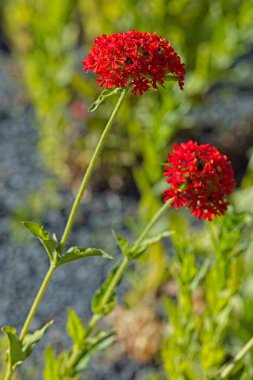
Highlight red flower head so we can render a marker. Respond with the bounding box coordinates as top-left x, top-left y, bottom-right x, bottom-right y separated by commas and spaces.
163, 141, 235, 221
83, 30, 185, 95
